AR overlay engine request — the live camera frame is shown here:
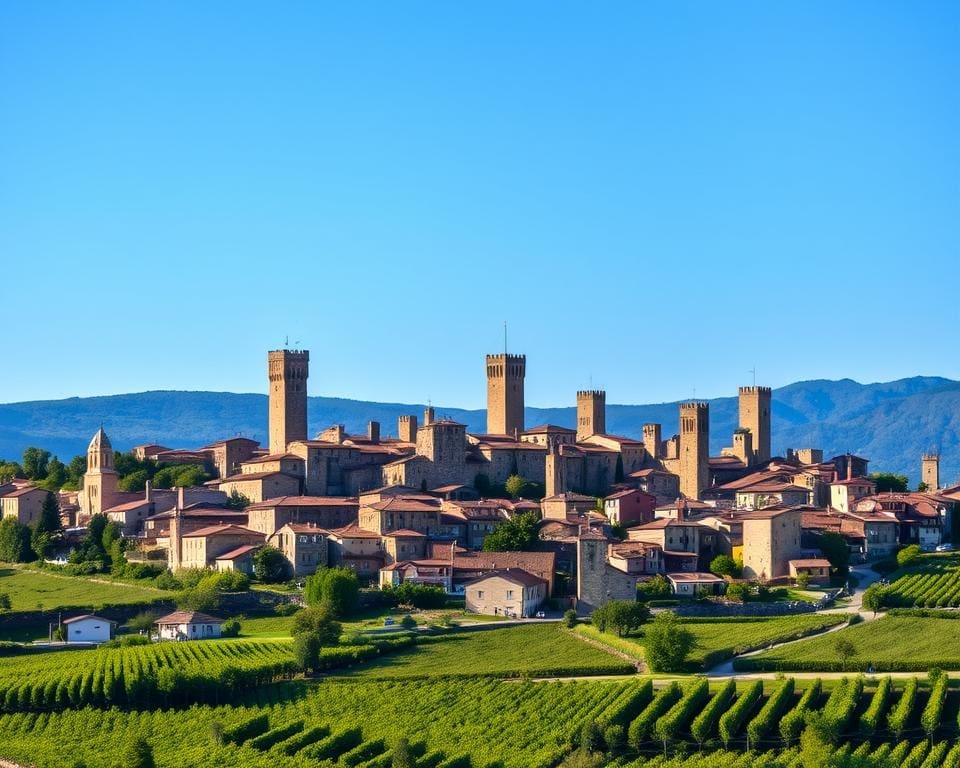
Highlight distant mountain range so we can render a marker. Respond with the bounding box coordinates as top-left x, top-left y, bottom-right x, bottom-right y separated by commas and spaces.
1, 376, 958, 485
